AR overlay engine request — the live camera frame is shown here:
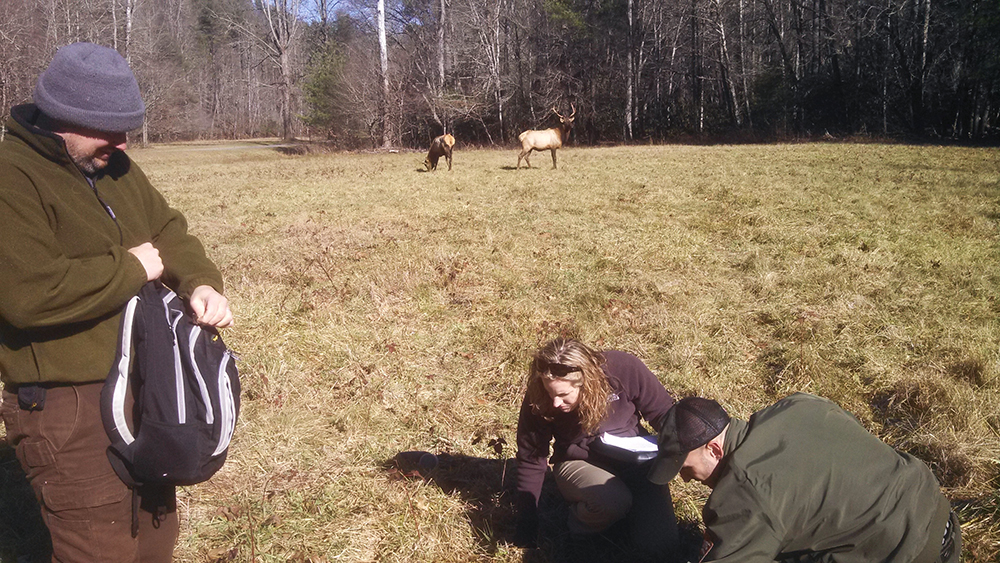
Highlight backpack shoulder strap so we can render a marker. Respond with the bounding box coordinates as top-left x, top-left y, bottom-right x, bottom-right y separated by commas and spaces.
102, 288, 147, 448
